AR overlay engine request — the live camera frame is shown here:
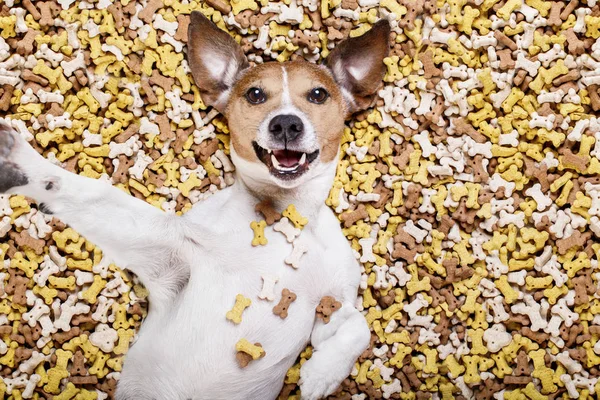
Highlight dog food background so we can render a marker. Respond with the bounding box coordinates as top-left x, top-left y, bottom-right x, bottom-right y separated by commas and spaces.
1, 0, 600, 398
